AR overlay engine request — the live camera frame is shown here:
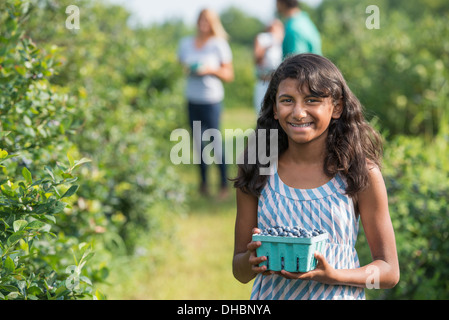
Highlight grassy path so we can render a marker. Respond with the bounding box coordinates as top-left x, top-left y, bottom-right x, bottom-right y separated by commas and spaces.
100, 107, 256, 299
143, 193, 253, 299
